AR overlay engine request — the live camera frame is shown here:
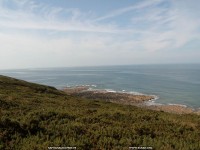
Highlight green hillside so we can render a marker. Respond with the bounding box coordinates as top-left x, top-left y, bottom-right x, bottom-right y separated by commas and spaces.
0, 75, 200, 150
